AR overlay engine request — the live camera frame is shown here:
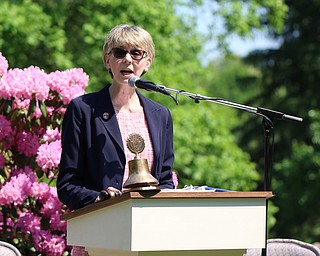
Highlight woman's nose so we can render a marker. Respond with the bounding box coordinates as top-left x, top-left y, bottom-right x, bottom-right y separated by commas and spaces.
122, 52, 133, 63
